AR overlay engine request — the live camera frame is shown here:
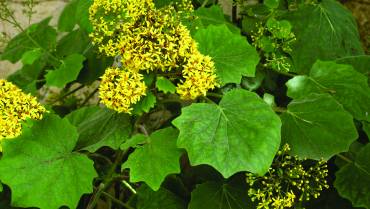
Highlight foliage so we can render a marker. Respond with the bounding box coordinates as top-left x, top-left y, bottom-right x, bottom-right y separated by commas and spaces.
0, 0, 369, 208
